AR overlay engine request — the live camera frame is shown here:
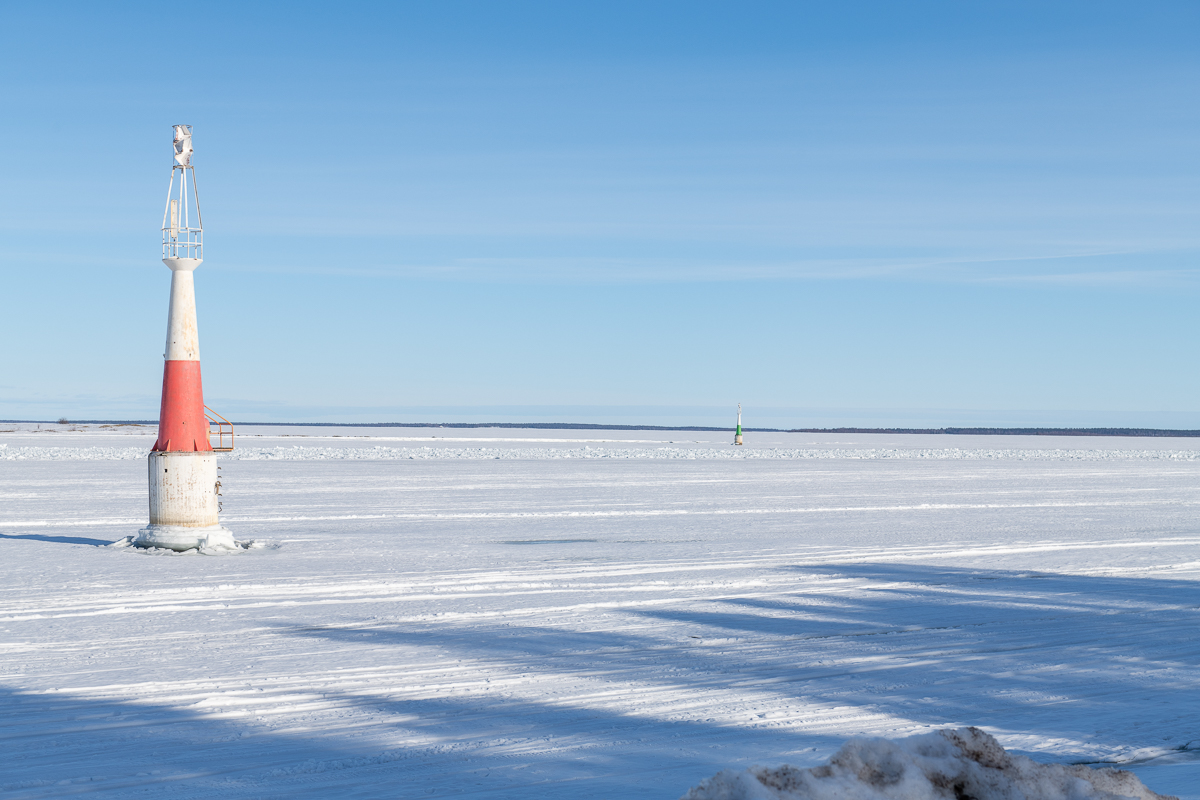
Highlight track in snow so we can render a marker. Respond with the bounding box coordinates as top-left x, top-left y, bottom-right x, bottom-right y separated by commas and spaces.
2, 428, 1199, 798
